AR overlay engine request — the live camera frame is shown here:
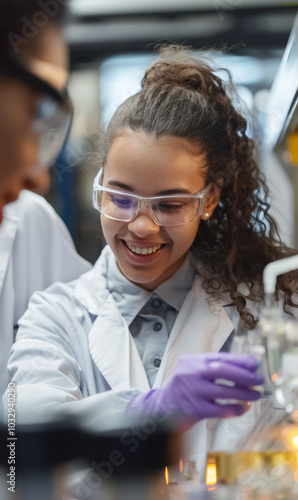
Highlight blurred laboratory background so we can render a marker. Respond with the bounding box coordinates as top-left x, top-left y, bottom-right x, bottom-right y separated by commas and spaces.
47, 0, 298, 264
